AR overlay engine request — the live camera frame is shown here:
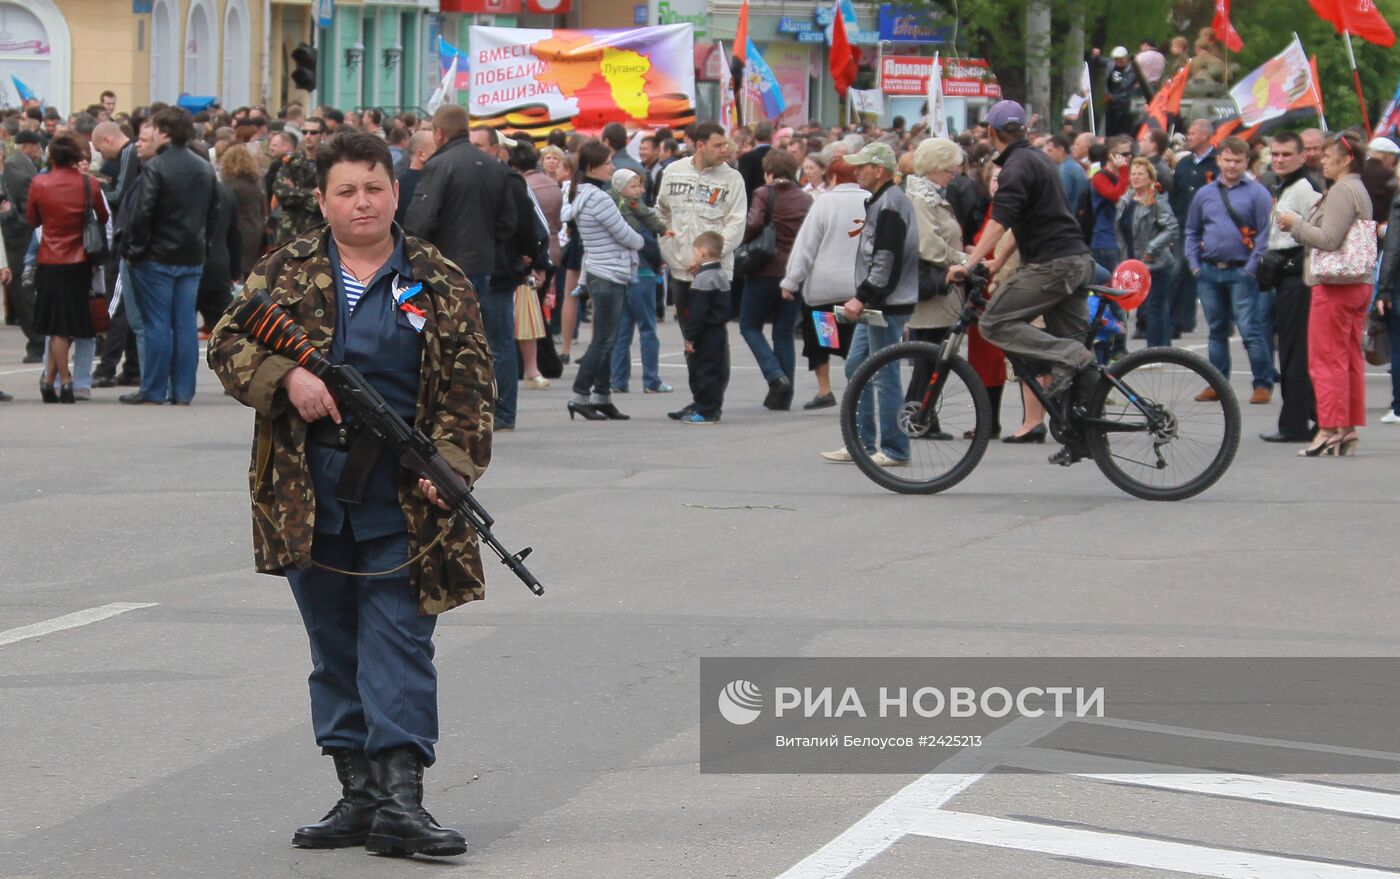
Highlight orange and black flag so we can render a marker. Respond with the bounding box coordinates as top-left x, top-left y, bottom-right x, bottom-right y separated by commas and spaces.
1138, 66, 1191, 137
